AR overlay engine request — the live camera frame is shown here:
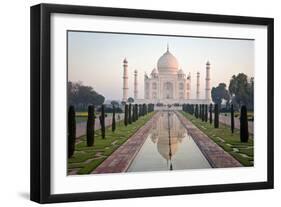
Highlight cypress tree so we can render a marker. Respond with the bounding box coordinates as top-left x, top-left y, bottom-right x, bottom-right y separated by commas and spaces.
240, 105, 249, 142
209, 104, 213, 124
128, 103, 132, 124
143, 104, 147, 115
201, 104, 205, 122
231, 104, 235, 134
214, 104, 219, 128
112, 105, 116, 132
100, 104, 105, 139
195, 104, 198, 118
135, 104, 139, 120
68, 105, 76, 158
87, 105, 95, 146
205, 104, 208, 122
133, 104, 136, 122
144, 104, 146, 115
124, 104, 128, 126
138, 104, 142, 117
131, 104, 135, 122
140, 104, 144, 116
